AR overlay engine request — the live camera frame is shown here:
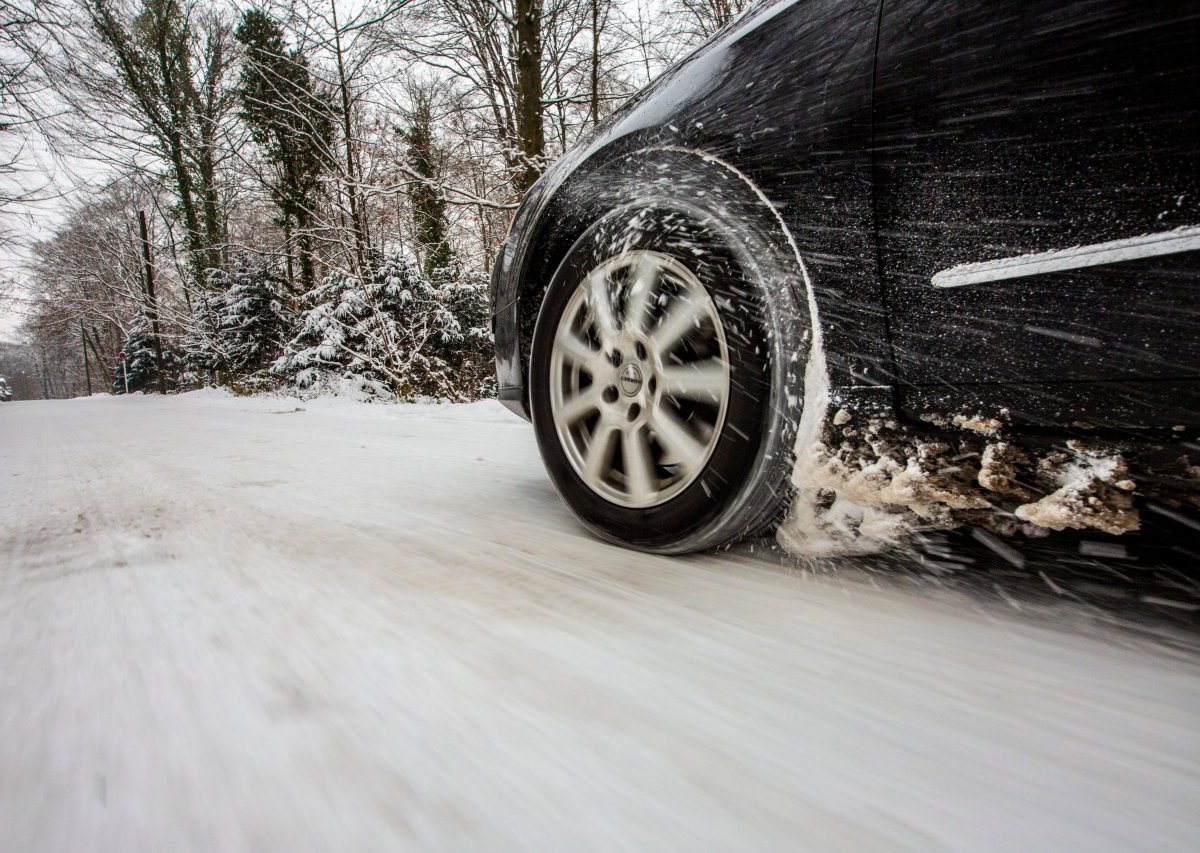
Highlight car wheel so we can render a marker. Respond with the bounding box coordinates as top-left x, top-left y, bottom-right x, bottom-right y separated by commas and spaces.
530, 194, 808, 553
